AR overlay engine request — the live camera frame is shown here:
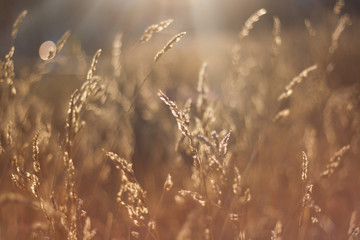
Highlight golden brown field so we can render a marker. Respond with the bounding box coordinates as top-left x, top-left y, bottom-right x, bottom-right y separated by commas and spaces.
1, 0, 360, 239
